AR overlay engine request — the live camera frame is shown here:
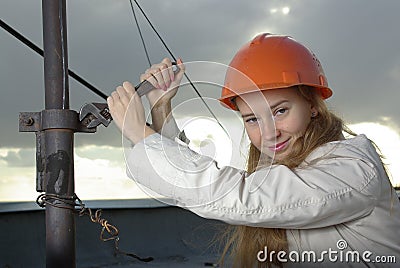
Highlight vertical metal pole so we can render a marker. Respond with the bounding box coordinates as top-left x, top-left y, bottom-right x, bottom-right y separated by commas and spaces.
42, 0, 76, 267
